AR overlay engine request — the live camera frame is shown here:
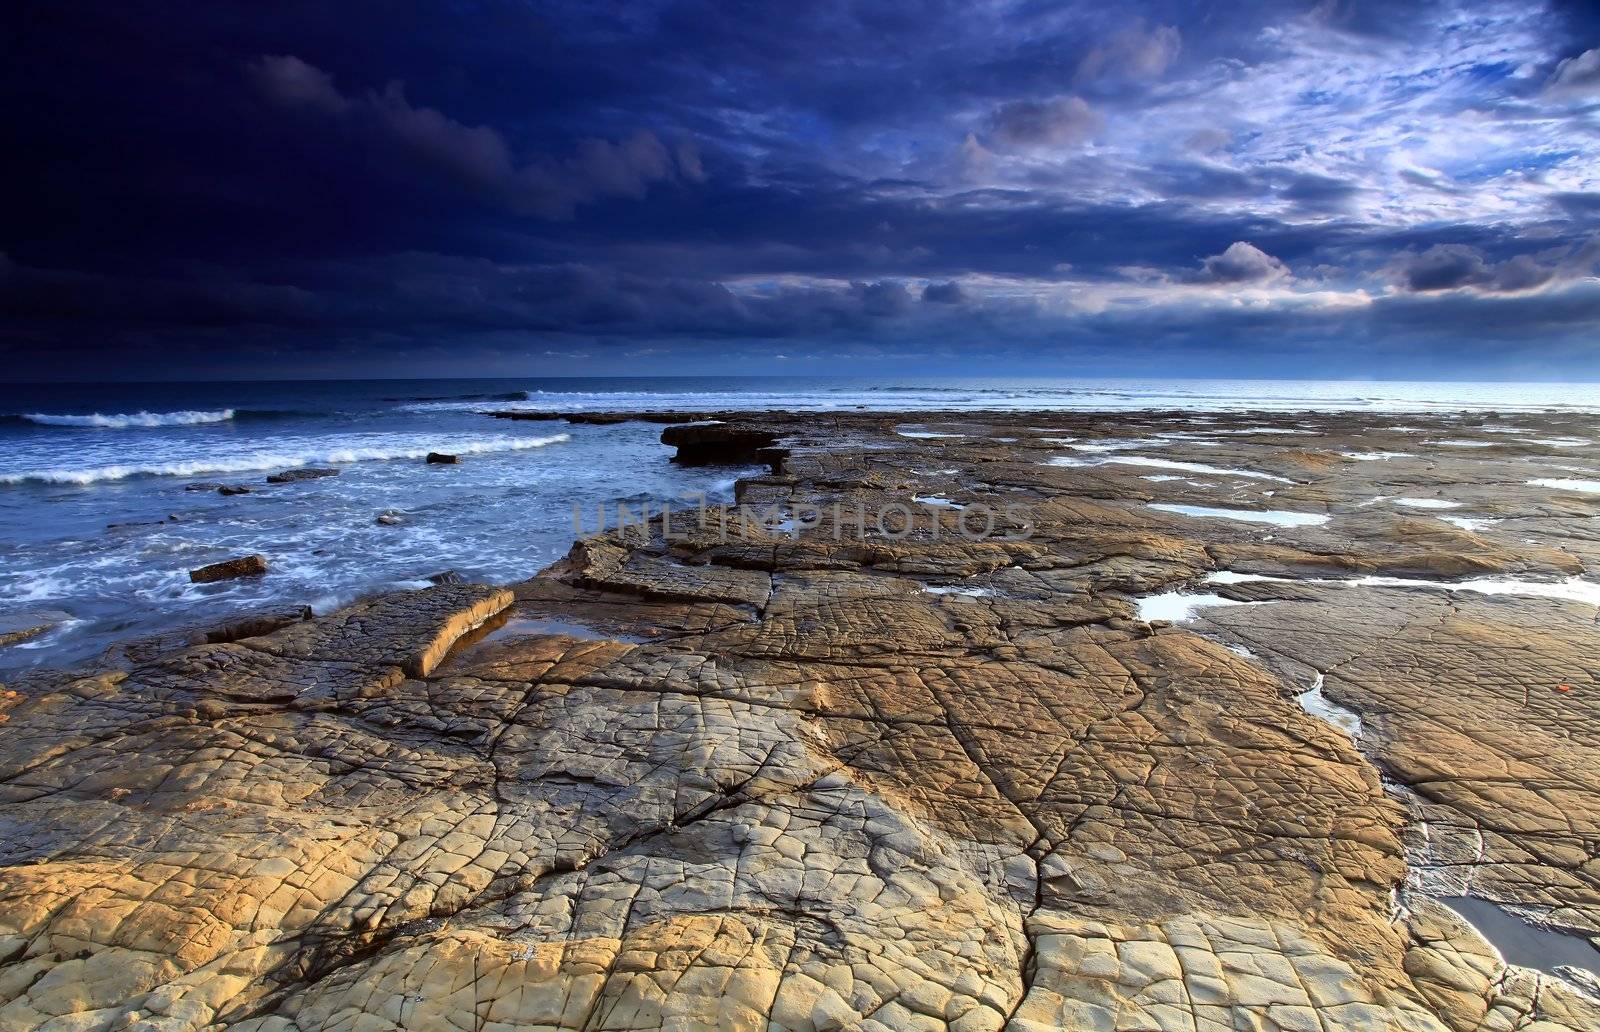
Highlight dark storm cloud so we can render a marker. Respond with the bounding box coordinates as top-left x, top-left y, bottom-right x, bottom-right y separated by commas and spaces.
1394, 236, 1600, 294
248, 55, 699, 219
3, 0, 1600, 377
